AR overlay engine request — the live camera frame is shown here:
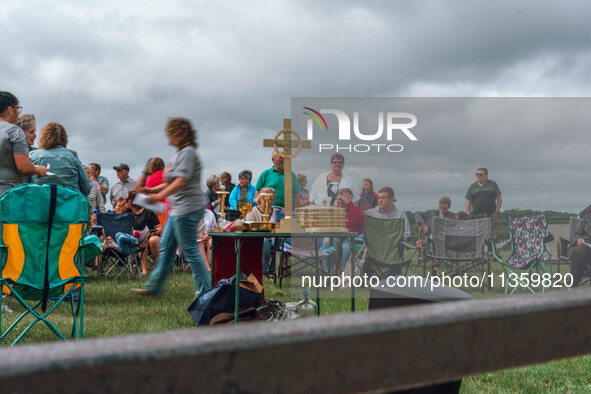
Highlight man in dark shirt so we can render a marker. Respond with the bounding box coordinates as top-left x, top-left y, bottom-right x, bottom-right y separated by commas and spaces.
415, 196, 455, 237
465, 168, 502, 240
